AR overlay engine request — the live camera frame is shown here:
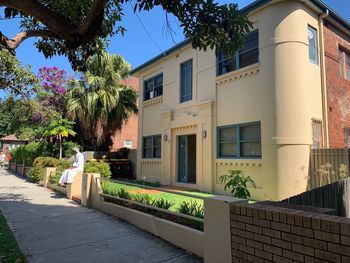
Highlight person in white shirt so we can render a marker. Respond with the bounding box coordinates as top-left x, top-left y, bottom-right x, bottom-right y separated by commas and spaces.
0, 151, 5, 168
59, 147, 84, 186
